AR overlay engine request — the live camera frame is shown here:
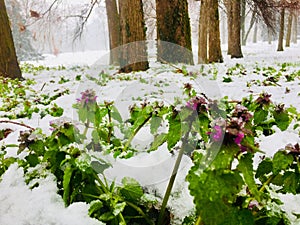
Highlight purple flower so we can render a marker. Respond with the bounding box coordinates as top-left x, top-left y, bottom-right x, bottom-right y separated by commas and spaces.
234, 132, 244, 145
248, 200, 259, 210
209, 125, 223, 142
186, 96, 207, 111
77, 89, 97, 105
